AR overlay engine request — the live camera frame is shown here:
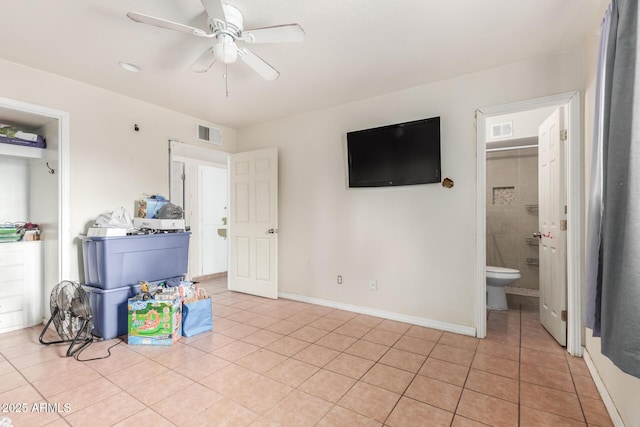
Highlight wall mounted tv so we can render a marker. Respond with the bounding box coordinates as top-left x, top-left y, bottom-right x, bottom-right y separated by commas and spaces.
347, 116, 441, 188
